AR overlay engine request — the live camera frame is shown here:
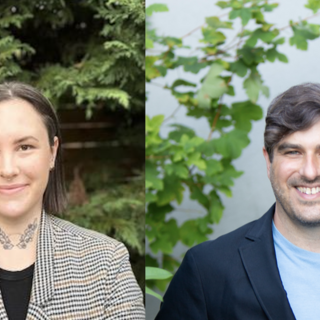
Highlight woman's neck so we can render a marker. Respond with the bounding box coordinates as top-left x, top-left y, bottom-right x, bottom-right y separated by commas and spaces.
0, 211, 41, 271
